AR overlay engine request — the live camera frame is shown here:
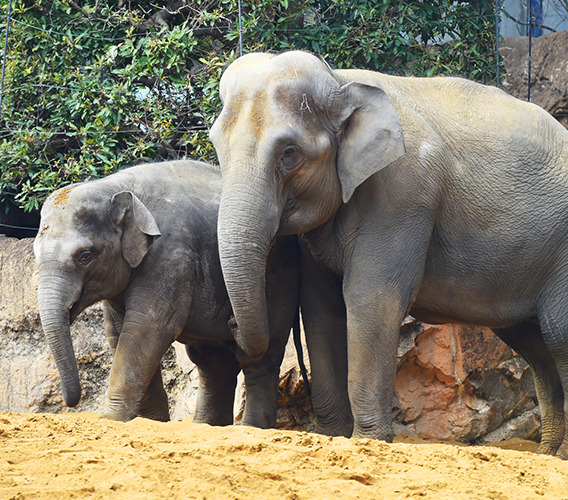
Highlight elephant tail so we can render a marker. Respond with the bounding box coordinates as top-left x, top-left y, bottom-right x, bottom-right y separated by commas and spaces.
293, 308, 311, 397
